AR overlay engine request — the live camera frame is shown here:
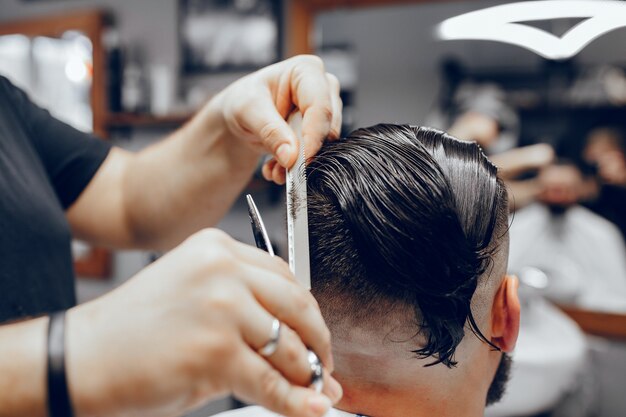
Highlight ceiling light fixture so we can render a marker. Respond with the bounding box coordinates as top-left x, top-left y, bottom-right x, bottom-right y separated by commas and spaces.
437, 1, 626, 60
